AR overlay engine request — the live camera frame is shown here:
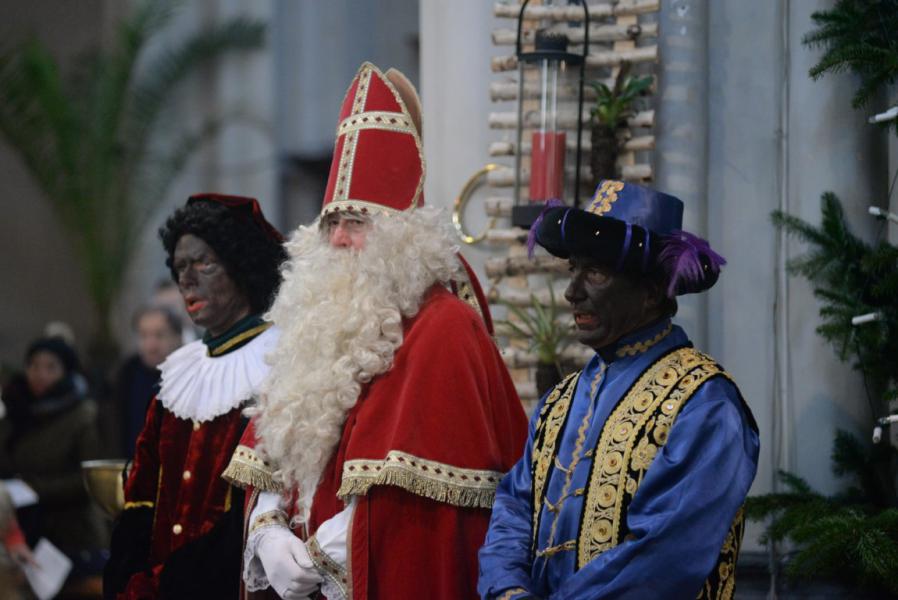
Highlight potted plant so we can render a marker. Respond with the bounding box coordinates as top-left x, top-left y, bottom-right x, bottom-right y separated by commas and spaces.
588, 62, 652, 188
498, 286, 572, 398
